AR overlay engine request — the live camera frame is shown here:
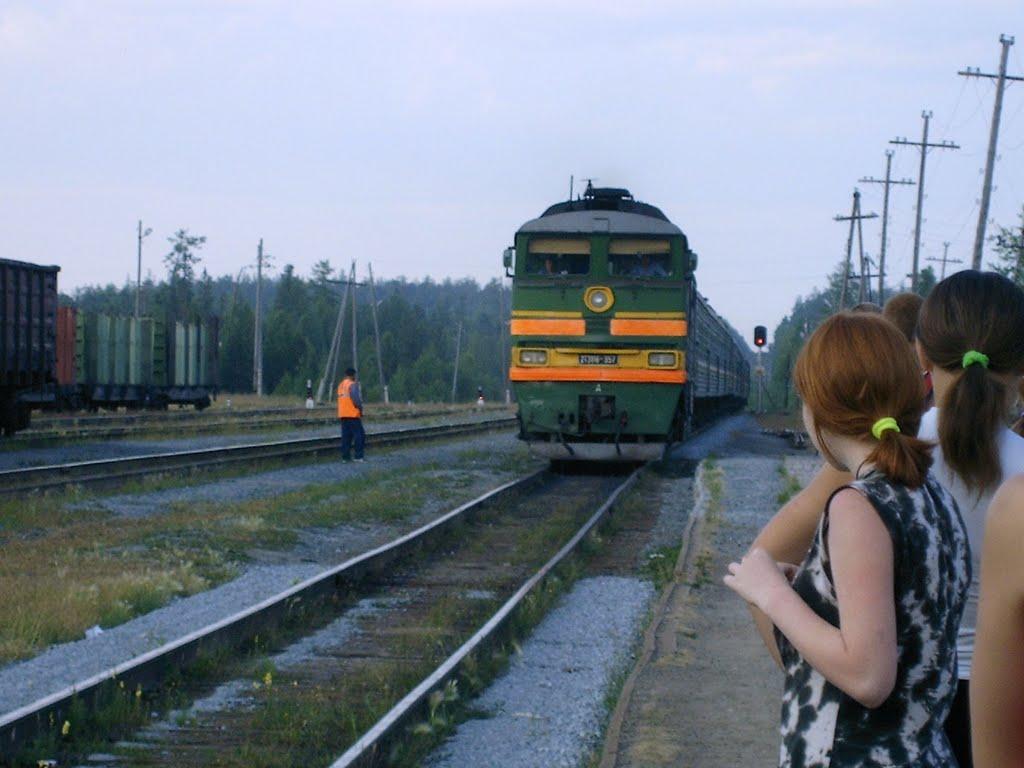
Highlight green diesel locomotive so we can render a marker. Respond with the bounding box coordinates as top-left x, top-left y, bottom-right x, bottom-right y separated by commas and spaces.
506, 184, 750, 460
